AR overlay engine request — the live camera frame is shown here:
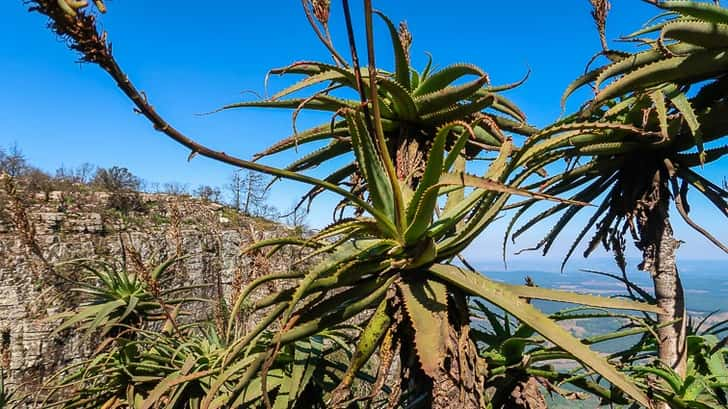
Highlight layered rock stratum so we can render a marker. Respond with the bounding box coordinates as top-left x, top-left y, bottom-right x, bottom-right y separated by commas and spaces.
0, 186, 297, 401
